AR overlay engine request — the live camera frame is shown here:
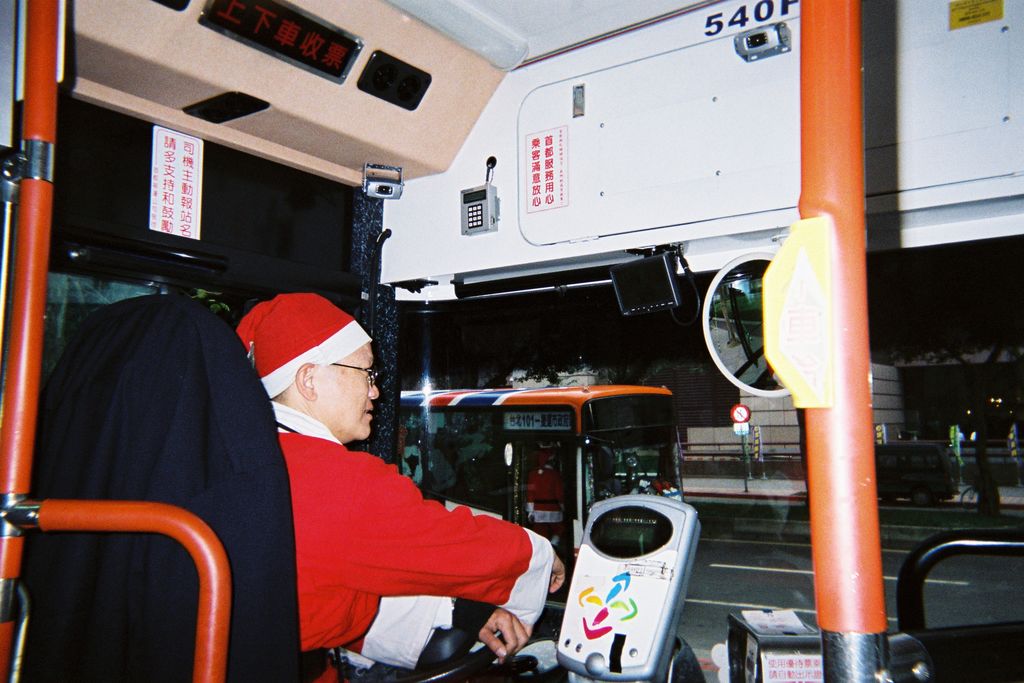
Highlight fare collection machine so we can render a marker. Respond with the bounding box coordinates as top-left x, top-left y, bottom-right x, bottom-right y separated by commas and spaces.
557, 495, 700, 682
